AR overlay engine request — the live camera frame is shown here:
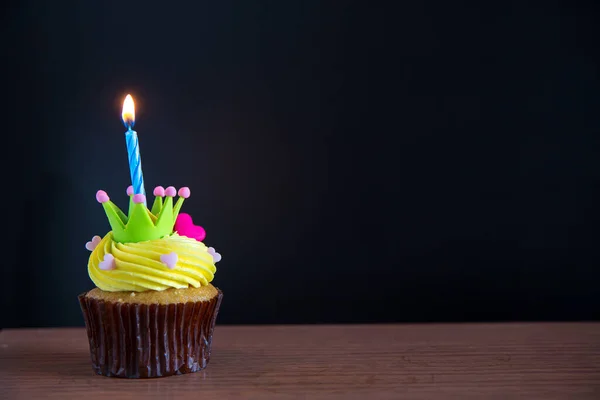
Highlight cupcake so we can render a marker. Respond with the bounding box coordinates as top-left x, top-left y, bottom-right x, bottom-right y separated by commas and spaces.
79, 185, 223, 378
